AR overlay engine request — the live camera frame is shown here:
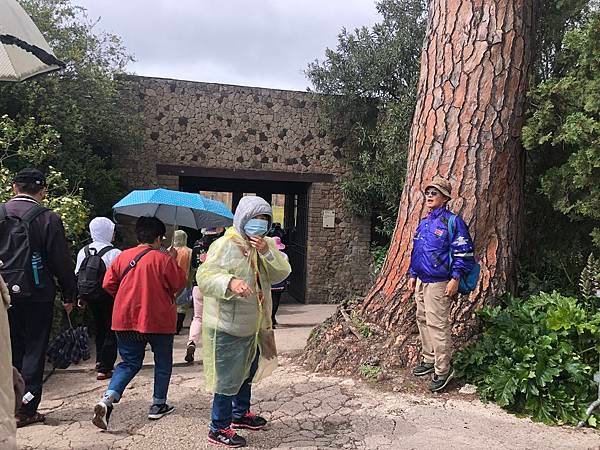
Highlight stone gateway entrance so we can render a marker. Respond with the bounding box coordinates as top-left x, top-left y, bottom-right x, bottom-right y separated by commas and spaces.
177, 171, 312, 302
115, 75, 371, 303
